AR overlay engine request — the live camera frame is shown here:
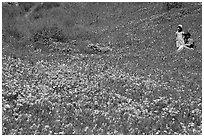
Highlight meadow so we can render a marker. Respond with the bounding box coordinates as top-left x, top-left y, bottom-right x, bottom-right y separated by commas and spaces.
2, 2, 202, 135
